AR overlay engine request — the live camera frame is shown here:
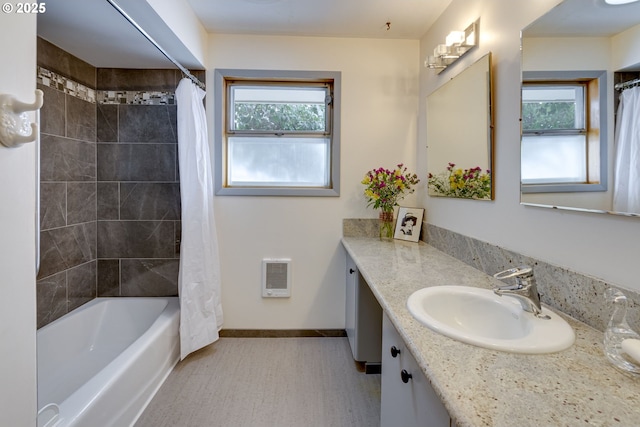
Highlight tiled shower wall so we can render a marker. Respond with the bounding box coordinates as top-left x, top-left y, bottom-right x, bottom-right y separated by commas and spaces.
36, 38, 202, 327
95, 69, 182, 299
37, 38, 98, 328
